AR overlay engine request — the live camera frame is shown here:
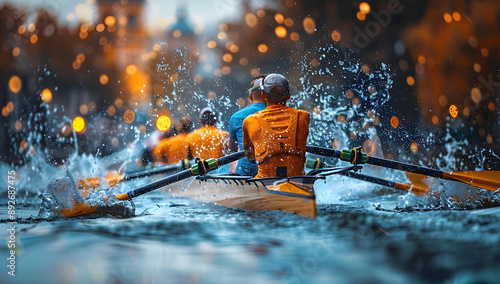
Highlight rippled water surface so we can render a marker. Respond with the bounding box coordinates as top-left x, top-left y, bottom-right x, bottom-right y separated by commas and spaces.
1, 174, 500, 284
